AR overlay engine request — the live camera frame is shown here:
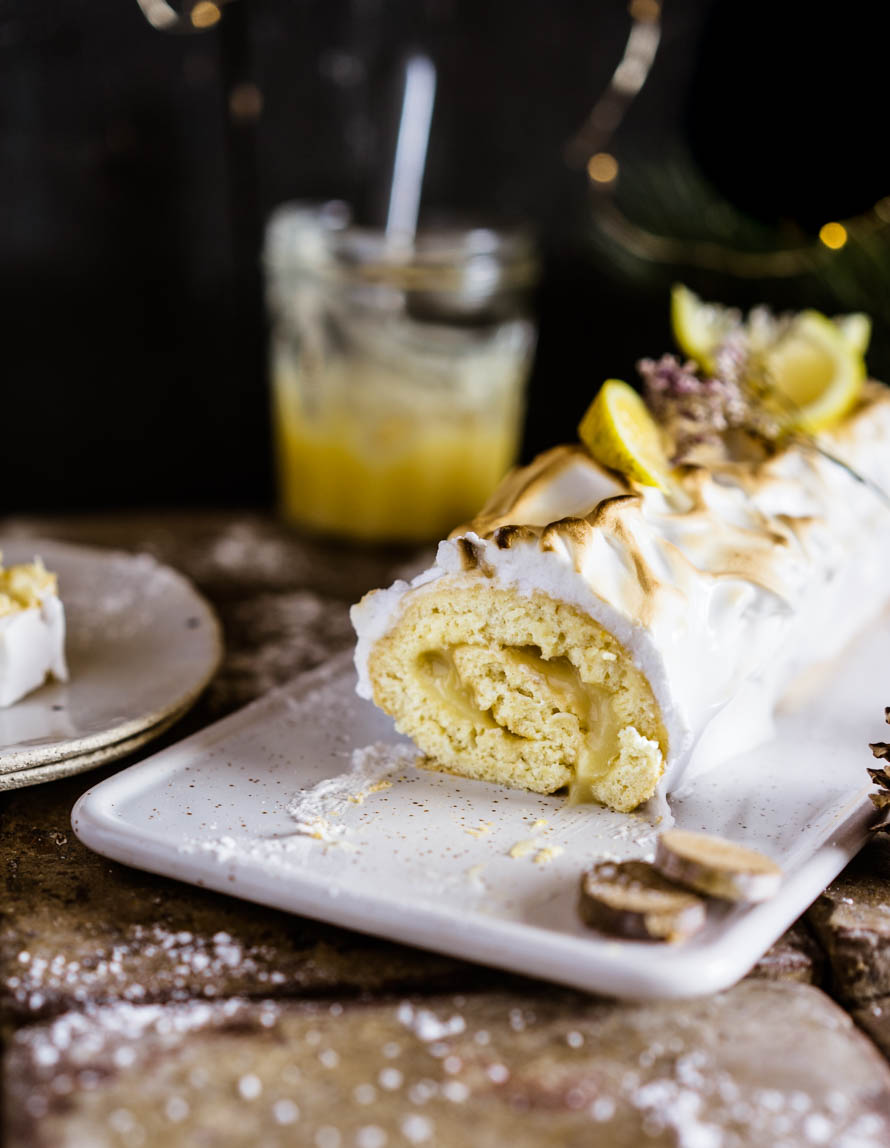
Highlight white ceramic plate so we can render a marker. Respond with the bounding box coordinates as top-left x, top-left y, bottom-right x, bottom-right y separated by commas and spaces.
0, 704, 194, 791
72, 608, 888, 1001
0, 539, 222, 777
